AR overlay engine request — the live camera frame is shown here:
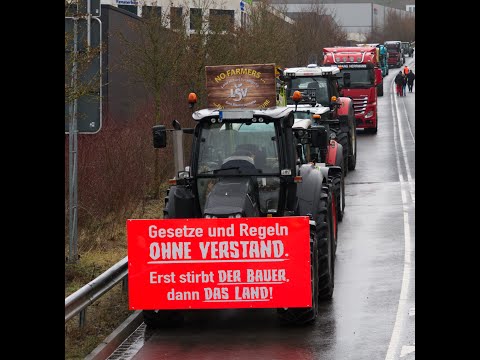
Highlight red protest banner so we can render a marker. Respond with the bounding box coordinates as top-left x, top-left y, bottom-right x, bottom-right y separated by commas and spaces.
127, 217, 311, 310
